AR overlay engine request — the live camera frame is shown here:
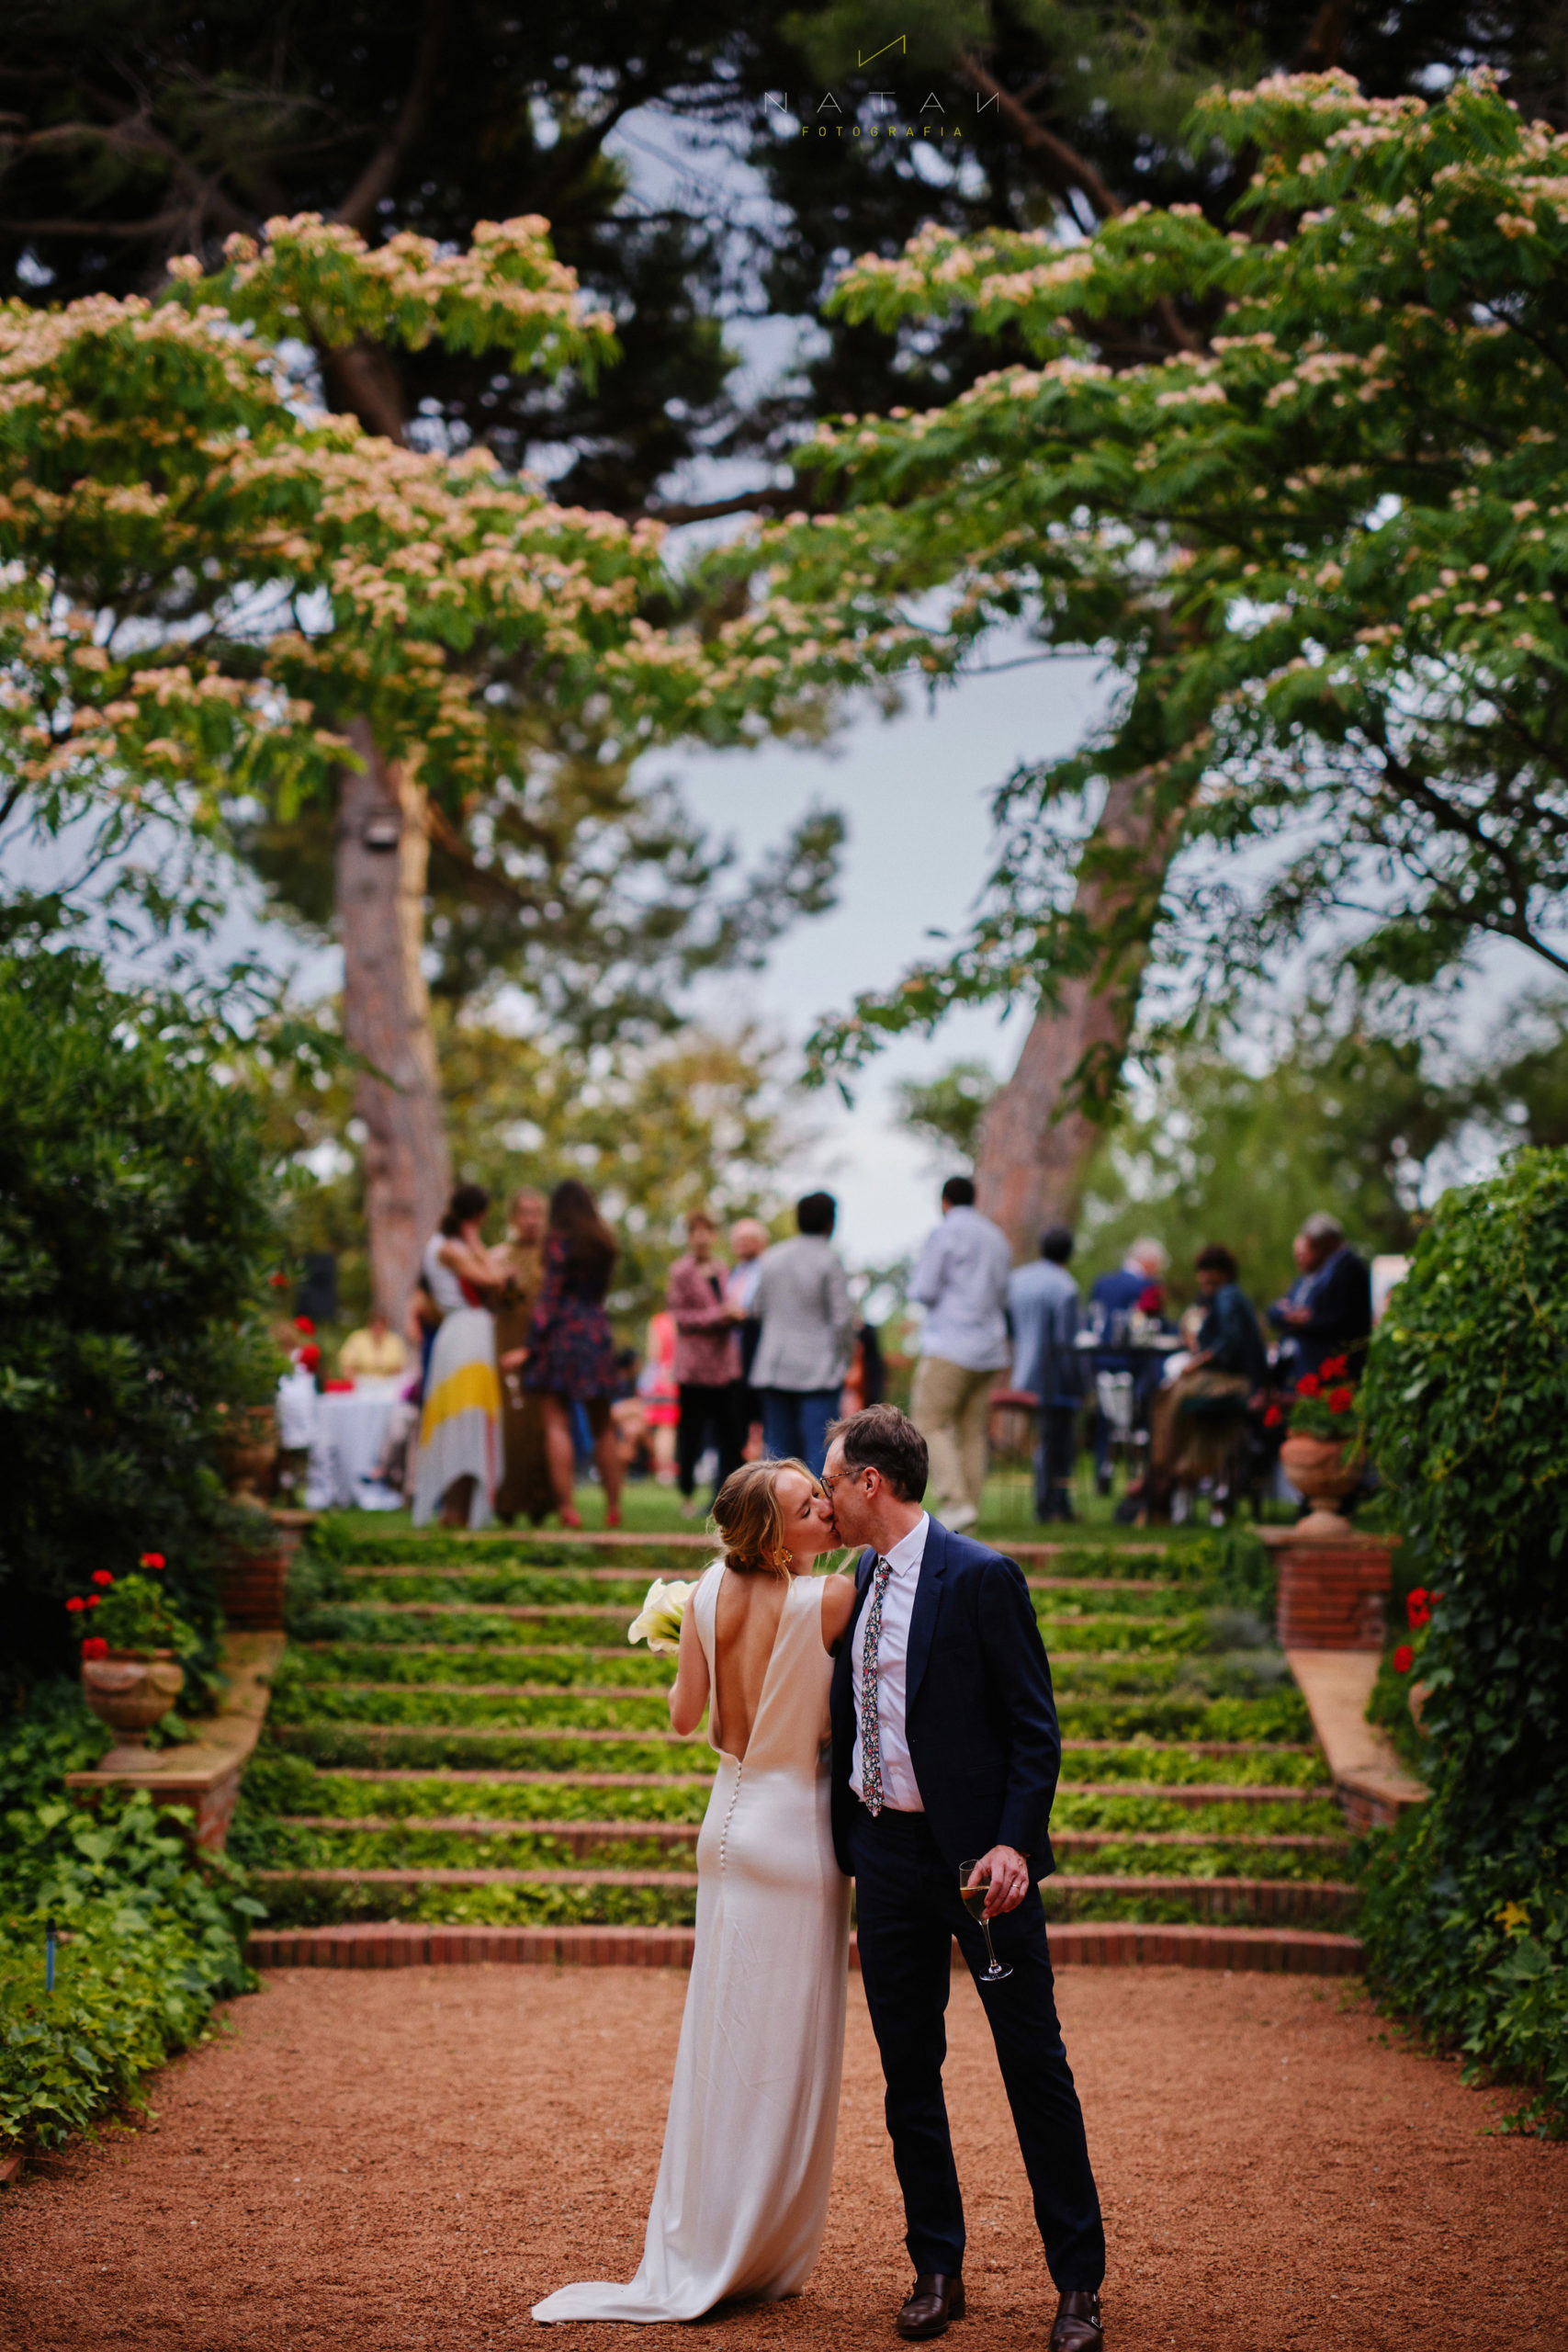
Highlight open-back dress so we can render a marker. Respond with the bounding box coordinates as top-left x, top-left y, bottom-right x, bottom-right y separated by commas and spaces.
531, 1564, 851, 2324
